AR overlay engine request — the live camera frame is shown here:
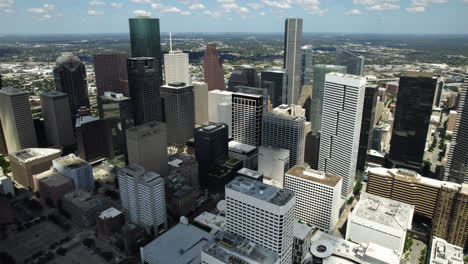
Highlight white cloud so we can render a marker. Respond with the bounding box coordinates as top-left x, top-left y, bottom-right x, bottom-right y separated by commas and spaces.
150, 3, 163, 9
0, 0, 14, 8
353, 0, 399, 5
259, 11, 266, 15
188, 3, 205, 9
262, 0, 291, 8
345, 8, 362, 15
133, 9, 151, 16
239, 6, 250, 13
247, 3, 264, 9
181, 10, 191, 15
89, 0, 105, 6
406, 0, 448, 12
162, 6, 181, 13
27, 4, 55, 14
131, 0, 153, 4
406, 6, 425, 12
367, 3, 400, 10
88, 9, 104, 15
204, 10, 222, 17
111, 2, 123, 8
